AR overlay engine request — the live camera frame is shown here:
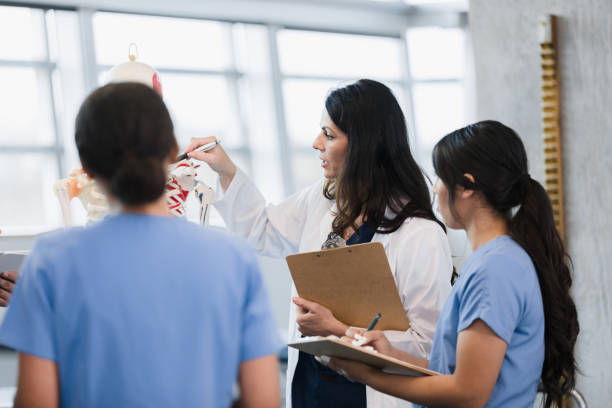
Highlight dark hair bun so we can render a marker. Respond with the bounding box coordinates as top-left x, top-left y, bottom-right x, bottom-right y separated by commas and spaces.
75, 83, 177, 206
110, 155, 167, 206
